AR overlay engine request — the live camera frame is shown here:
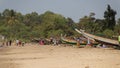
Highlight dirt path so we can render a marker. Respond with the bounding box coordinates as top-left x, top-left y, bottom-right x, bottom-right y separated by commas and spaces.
0, 44, 120, 68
